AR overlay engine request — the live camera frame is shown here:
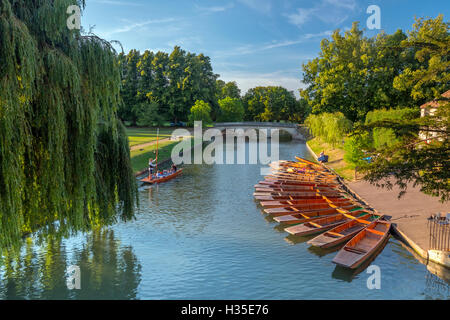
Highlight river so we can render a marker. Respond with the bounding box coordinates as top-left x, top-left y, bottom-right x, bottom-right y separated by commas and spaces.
0, 140, 449, 299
